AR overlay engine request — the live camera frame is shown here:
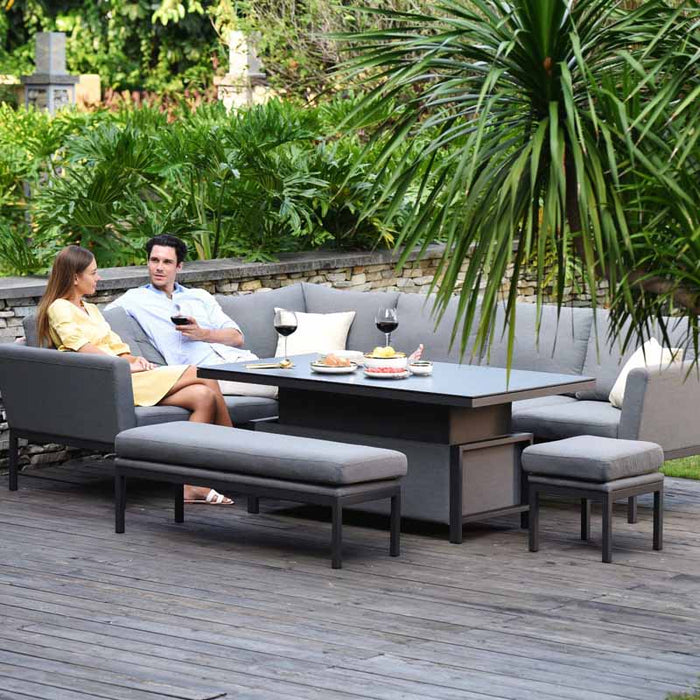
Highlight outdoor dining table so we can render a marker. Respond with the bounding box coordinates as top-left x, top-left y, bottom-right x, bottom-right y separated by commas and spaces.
199, 355, 595, 542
